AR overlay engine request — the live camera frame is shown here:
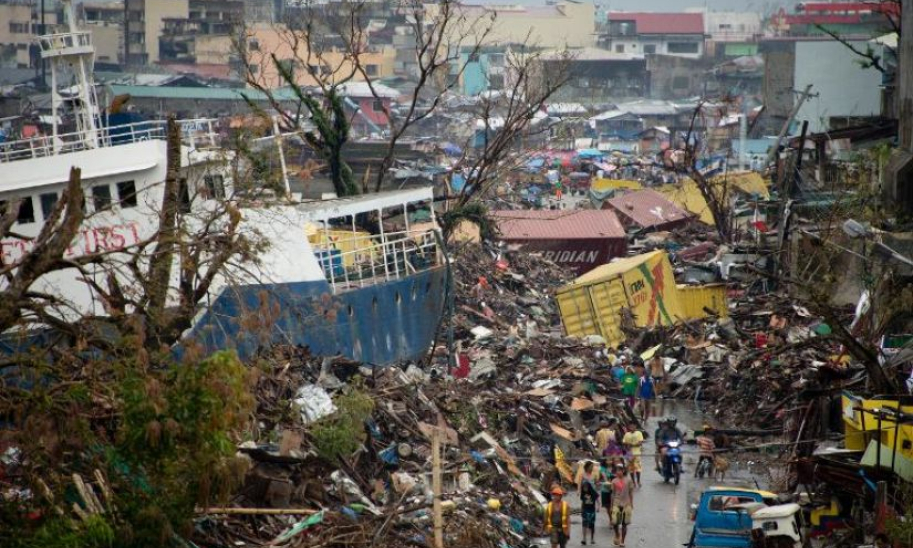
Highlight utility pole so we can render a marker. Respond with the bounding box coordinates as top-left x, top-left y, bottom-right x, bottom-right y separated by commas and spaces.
764, 84, 813, 174
885, 0, 913, 210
